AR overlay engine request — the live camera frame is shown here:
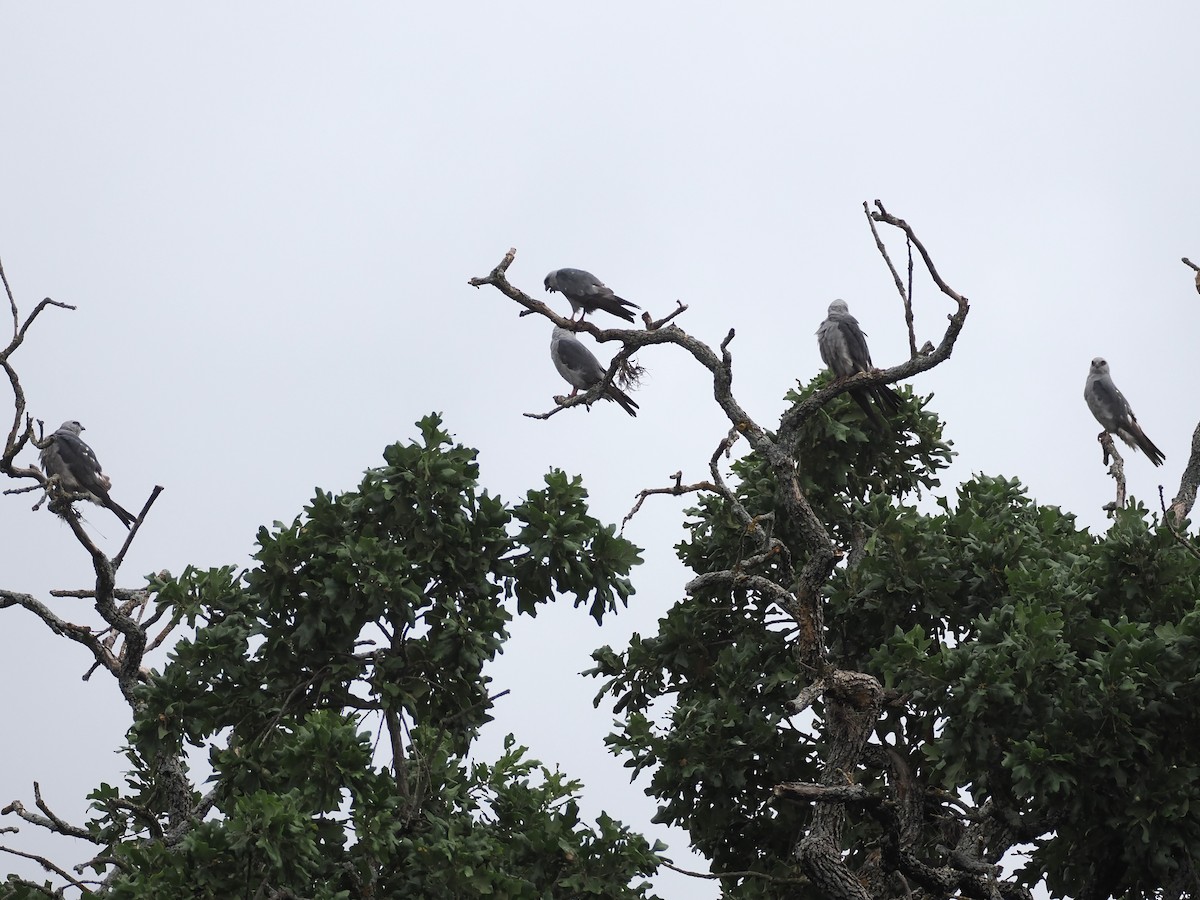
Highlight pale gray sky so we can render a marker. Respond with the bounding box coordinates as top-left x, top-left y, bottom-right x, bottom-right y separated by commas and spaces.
2, 4, 1198, 896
